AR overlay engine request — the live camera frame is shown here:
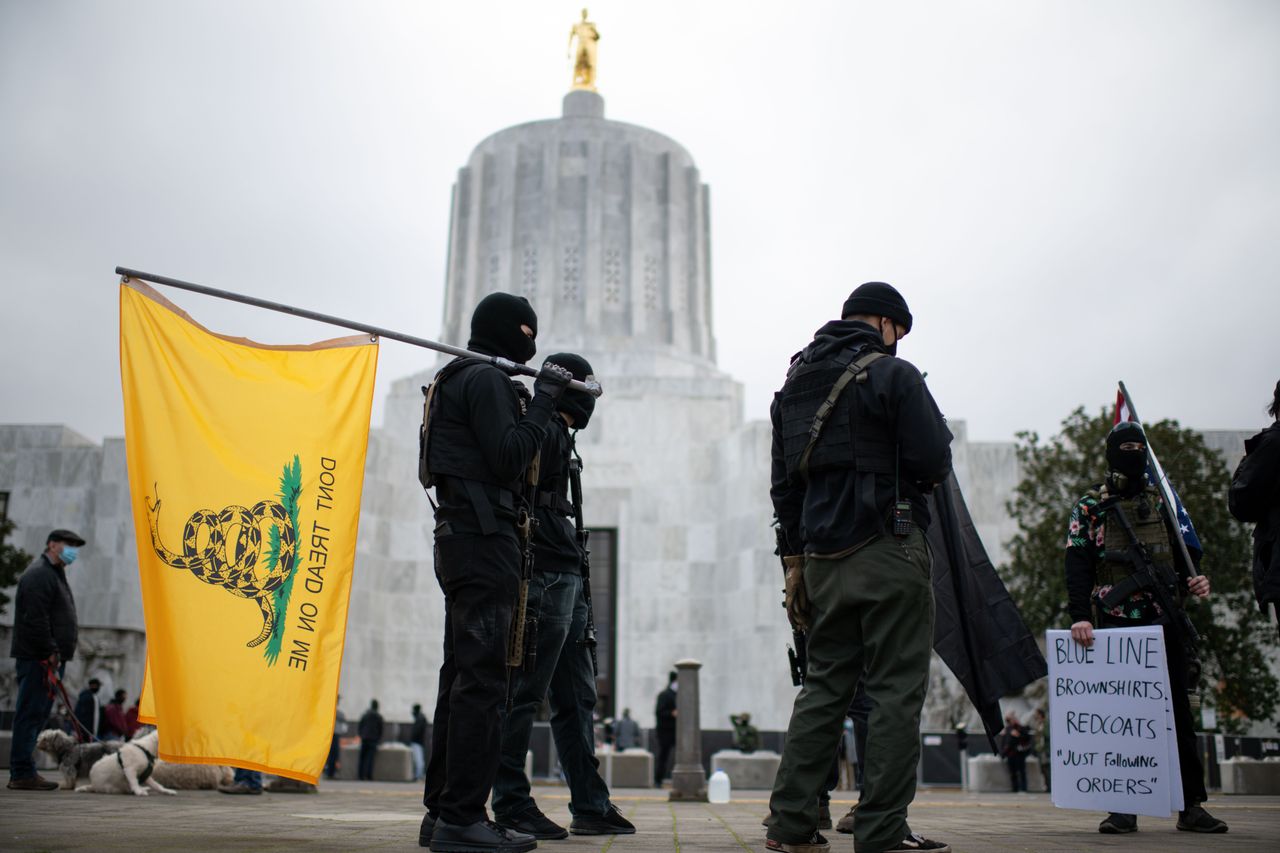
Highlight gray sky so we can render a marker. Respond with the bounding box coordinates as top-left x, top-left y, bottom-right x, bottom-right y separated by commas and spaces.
2, 0, 1277, 447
